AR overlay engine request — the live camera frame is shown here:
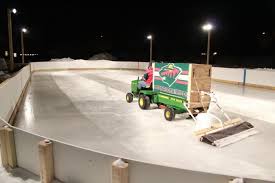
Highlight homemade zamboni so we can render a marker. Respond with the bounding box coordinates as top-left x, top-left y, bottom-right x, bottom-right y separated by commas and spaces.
126, 62, 258, 147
